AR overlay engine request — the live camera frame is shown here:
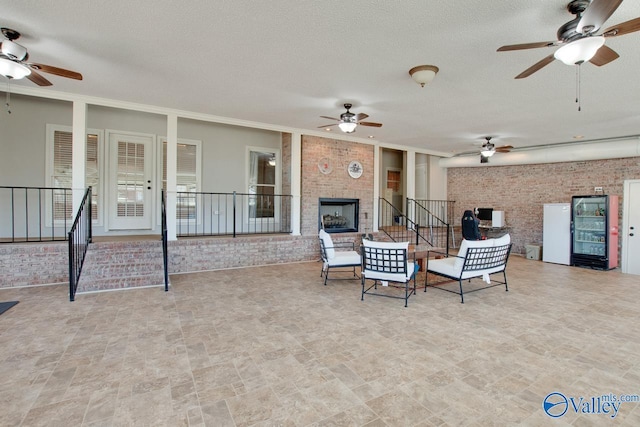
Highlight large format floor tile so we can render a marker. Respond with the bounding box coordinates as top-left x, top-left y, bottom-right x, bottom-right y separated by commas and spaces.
0, 256, 639, 426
